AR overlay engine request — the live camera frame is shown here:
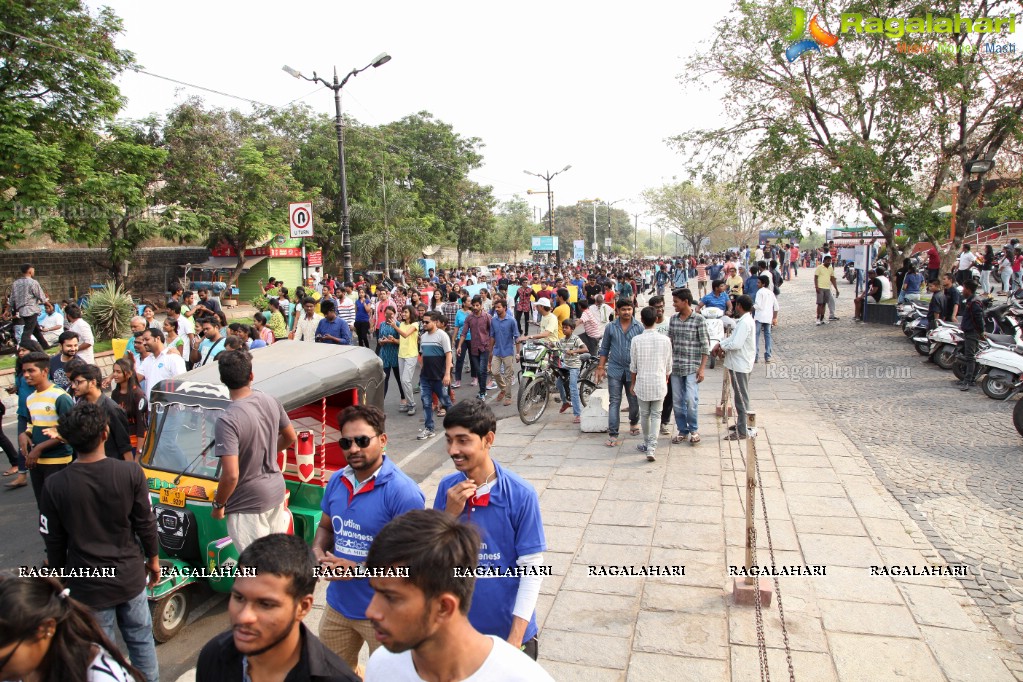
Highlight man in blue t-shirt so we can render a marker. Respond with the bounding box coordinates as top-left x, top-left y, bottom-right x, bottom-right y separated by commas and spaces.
434, 400, 546, 661
314, 405, 425, 672
696, 280, 733, 315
